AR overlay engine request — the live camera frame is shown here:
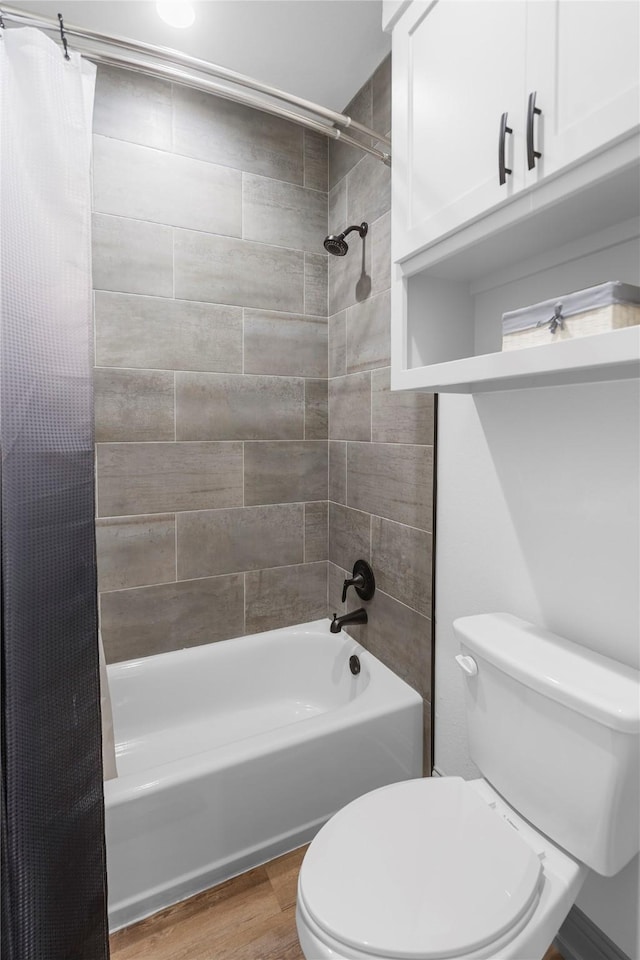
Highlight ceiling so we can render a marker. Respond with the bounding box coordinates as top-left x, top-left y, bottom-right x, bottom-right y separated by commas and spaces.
12, 1, 390, 113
